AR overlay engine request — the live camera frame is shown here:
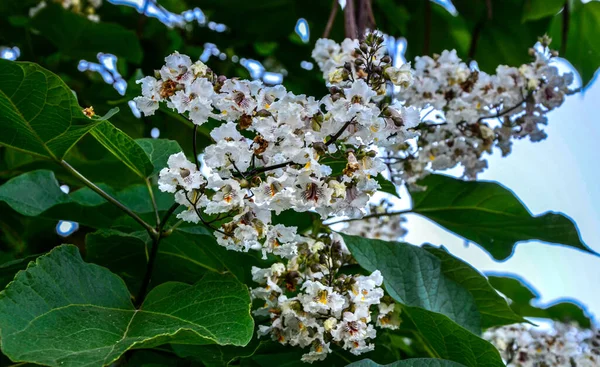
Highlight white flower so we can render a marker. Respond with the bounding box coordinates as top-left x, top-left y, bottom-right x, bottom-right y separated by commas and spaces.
385, 63, 413, 88
158, 152, 204, 193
